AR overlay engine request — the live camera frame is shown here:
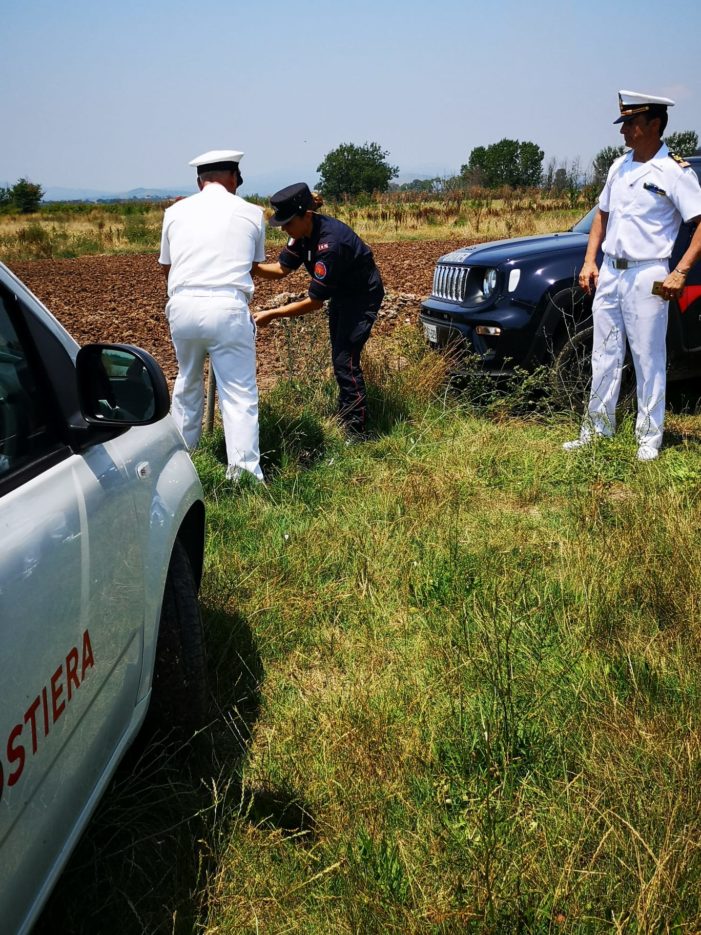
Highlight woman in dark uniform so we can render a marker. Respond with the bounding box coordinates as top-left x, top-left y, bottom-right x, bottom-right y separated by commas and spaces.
253, 183, 384, 437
